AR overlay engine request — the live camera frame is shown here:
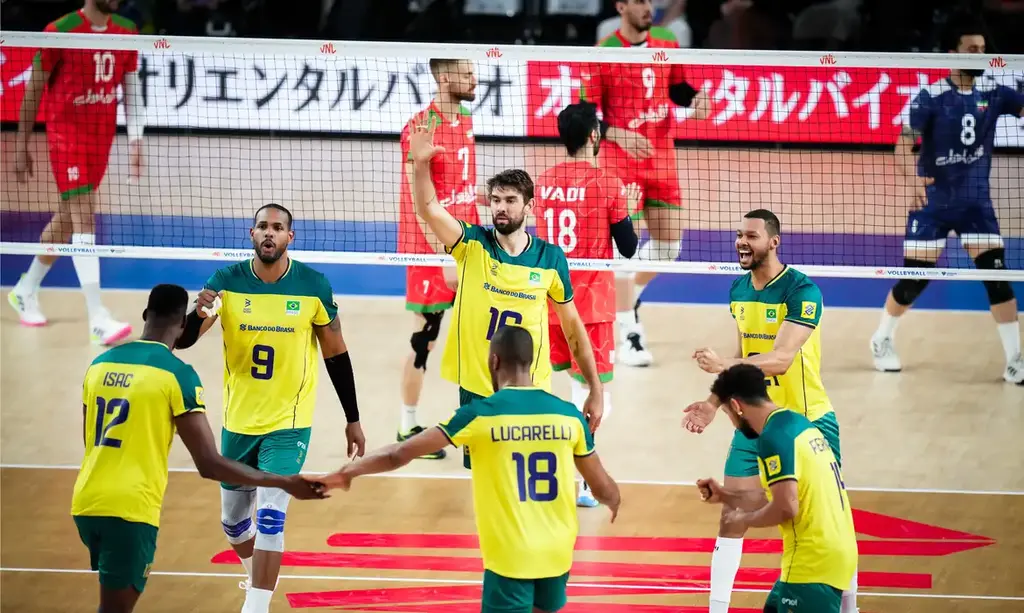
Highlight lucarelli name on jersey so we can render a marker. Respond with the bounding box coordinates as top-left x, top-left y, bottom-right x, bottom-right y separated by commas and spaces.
72, 89, 118, 106
490, 424, 573, 442
627, 103, 670, 130
935, 146, 986, 167
437, 186, 477, 208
